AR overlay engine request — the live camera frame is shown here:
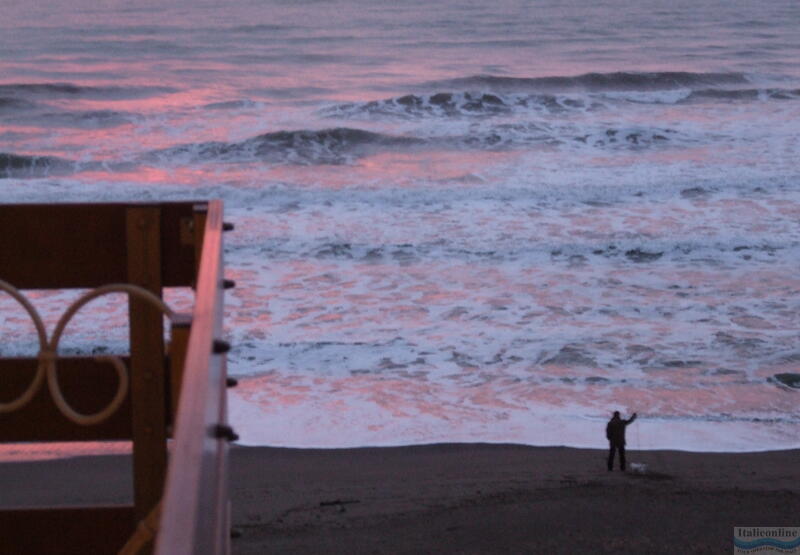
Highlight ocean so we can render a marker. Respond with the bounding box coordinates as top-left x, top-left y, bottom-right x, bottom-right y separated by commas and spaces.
1, 0, 800, 452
